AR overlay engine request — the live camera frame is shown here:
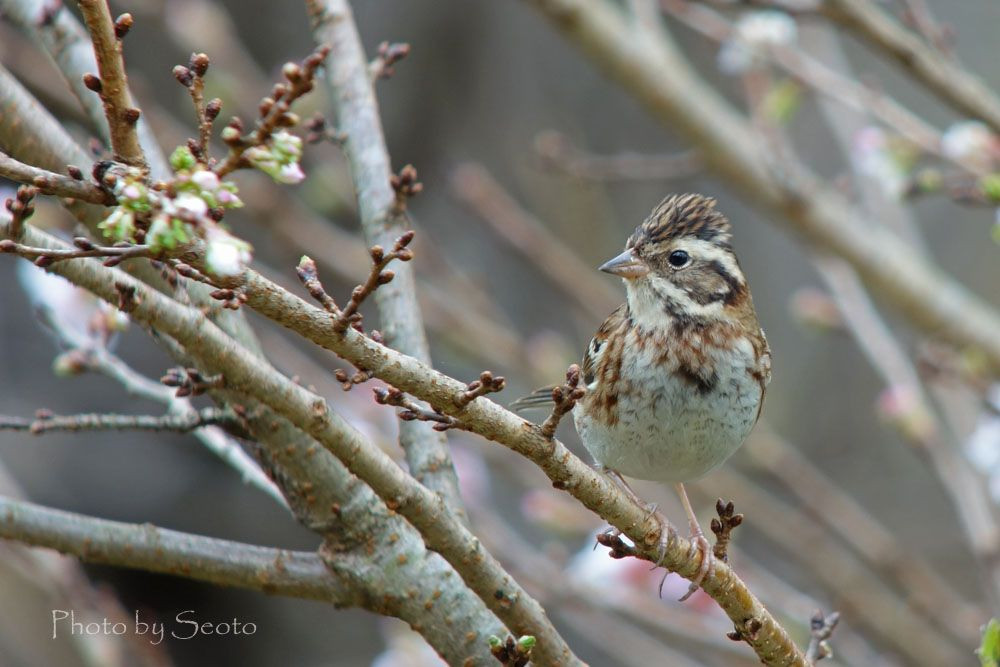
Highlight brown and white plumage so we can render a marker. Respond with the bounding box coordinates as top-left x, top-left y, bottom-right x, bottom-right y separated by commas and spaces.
515, 194, 770, 599
576, 194, 770, 482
